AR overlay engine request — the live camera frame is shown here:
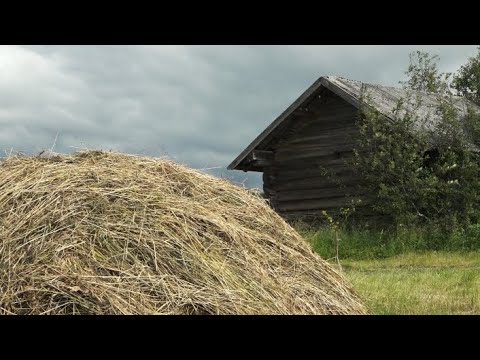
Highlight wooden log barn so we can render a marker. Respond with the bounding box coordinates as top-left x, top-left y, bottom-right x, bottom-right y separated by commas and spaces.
228, 76, 480, 221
